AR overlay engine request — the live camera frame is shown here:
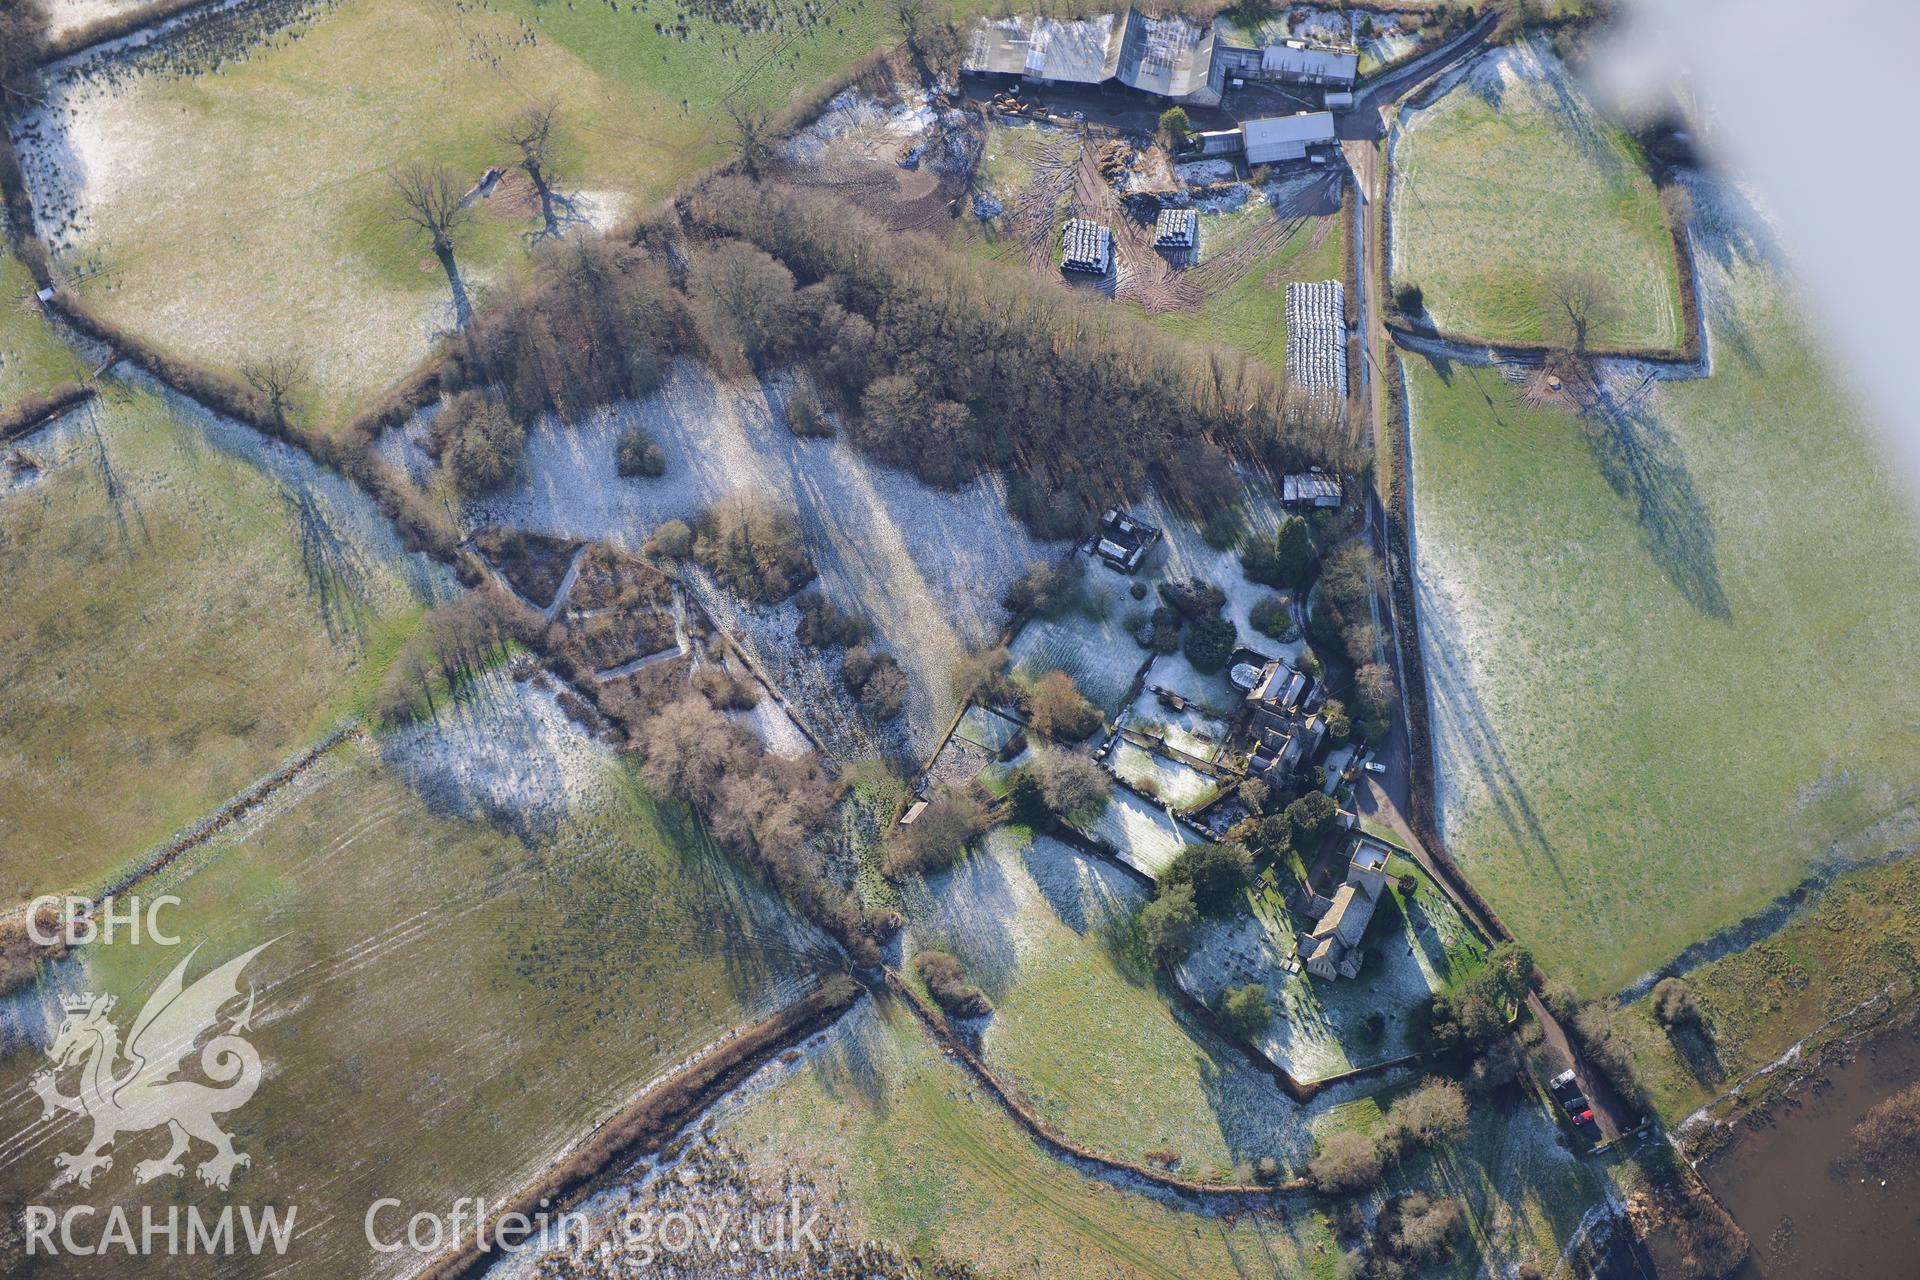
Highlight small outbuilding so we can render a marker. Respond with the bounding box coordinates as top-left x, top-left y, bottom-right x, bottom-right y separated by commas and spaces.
1062, 218, 1114, 274
1241, 111, 1337, 165
1282, 471, 1342, 509
1192, 128, 1244, 157
1153, 207, 1198, 250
